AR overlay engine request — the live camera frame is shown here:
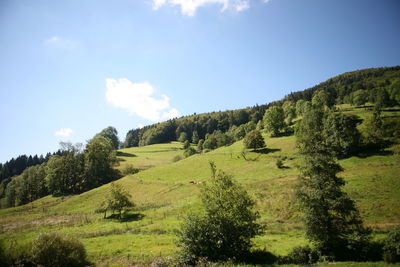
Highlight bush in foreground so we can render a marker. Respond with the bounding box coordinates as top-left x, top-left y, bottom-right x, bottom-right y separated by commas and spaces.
177, 162, 264, 264
30, 233, 87, 267
282, 245, 319, 265
383, 227, 400, 263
